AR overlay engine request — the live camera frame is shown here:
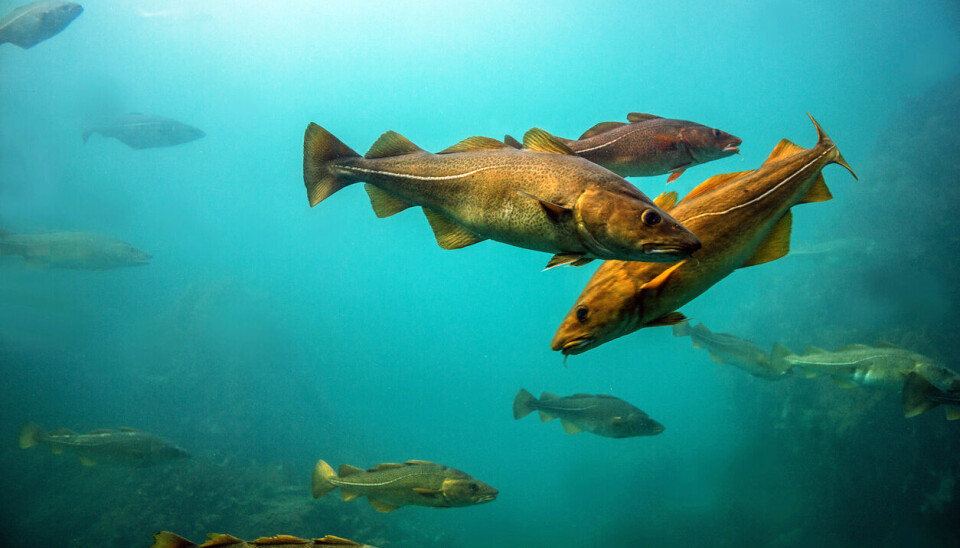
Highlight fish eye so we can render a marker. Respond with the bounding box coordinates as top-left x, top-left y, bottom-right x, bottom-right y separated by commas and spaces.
576, 306, 589, 323
712, 128, 722, 138
469, 483, 479, 492
641, 209, 661, 226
